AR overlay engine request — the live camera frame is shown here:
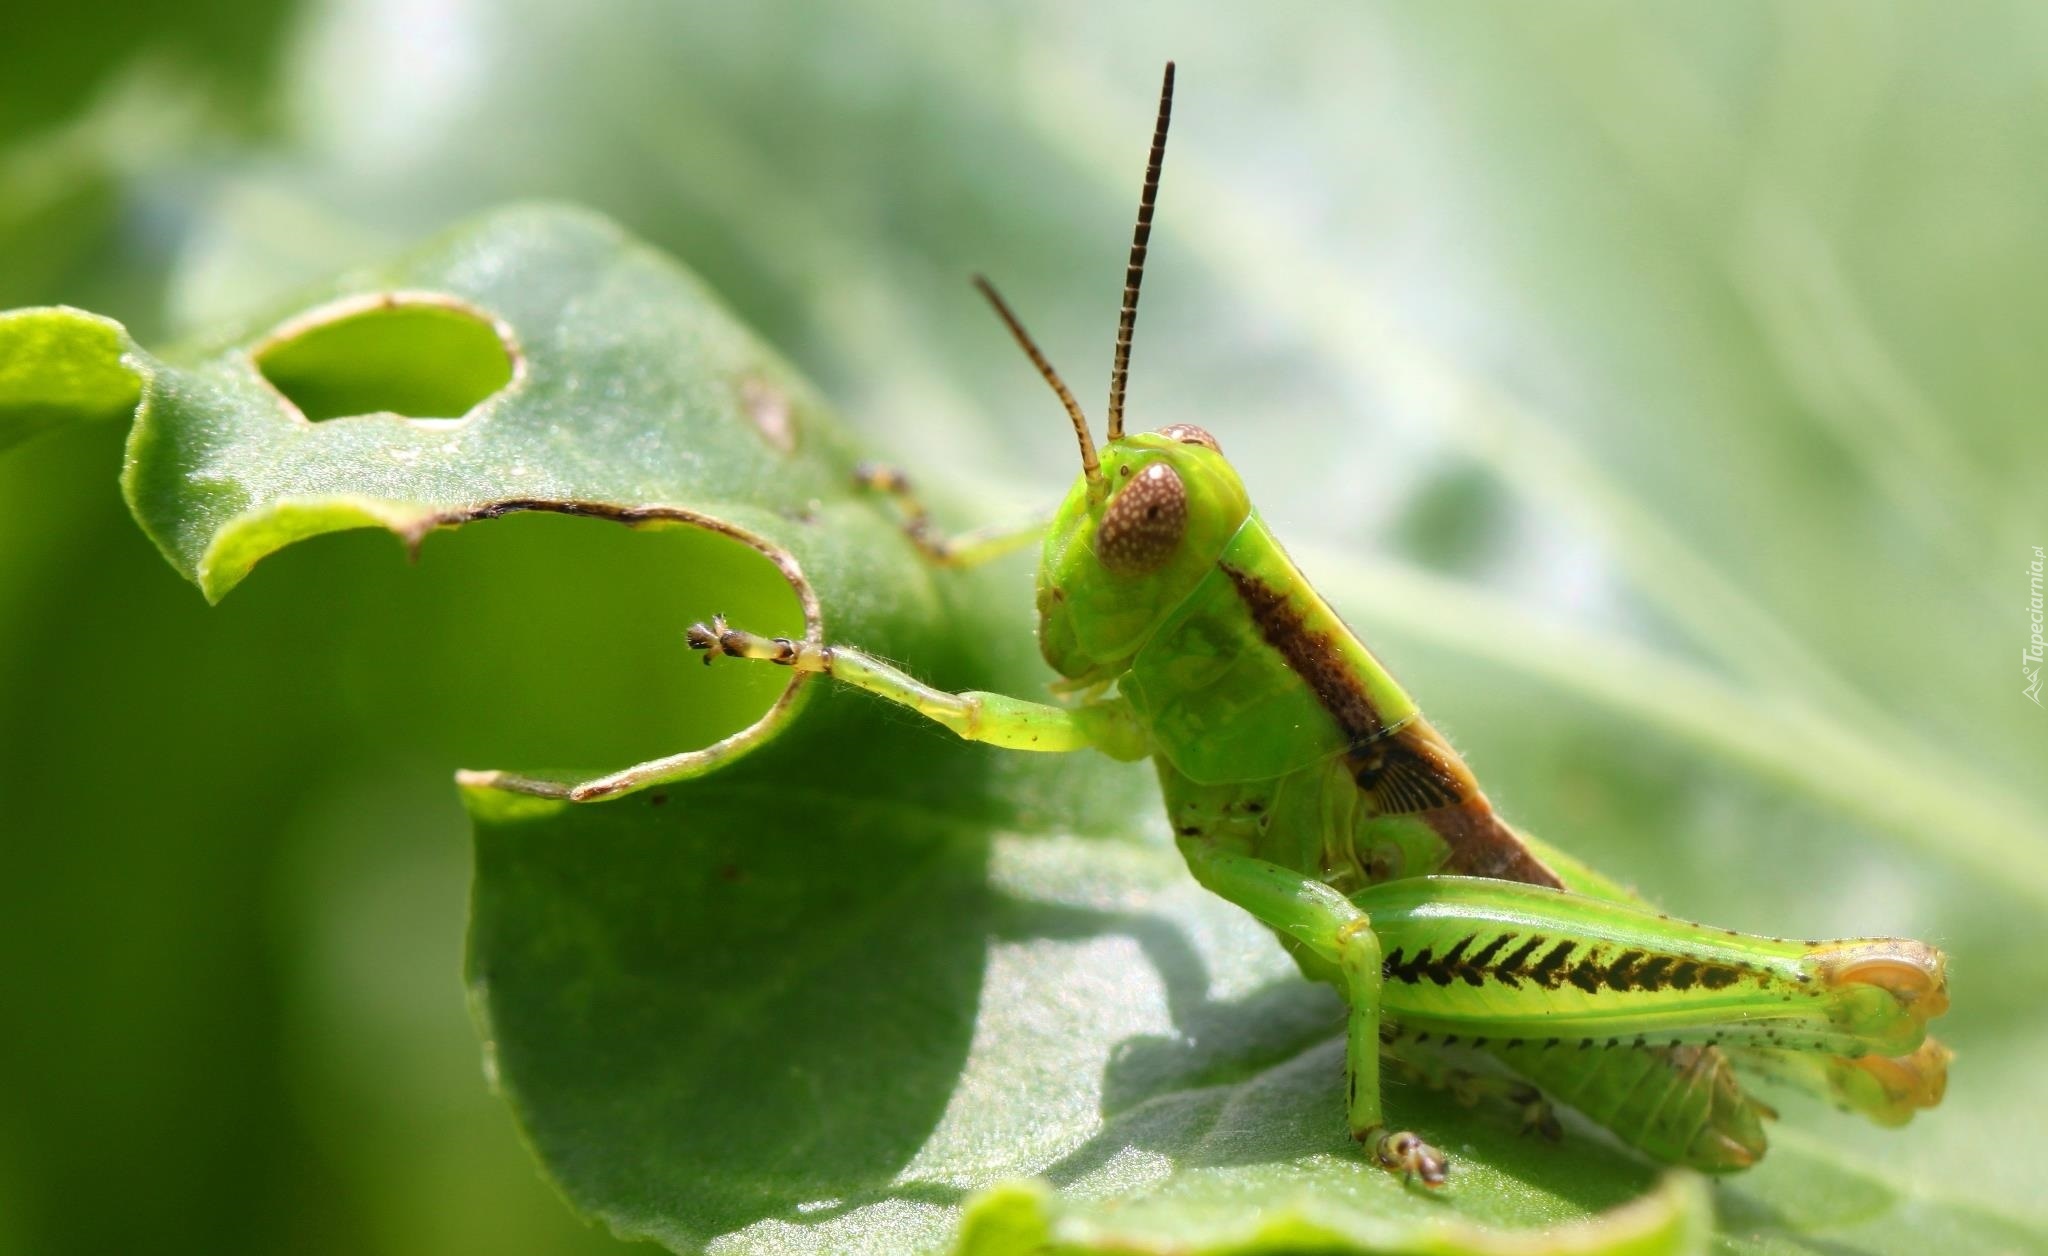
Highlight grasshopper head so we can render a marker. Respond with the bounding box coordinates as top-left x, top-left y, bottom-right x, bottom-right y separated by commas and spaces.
972, 65, 1242, 682
1035, 426, 1248, 683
